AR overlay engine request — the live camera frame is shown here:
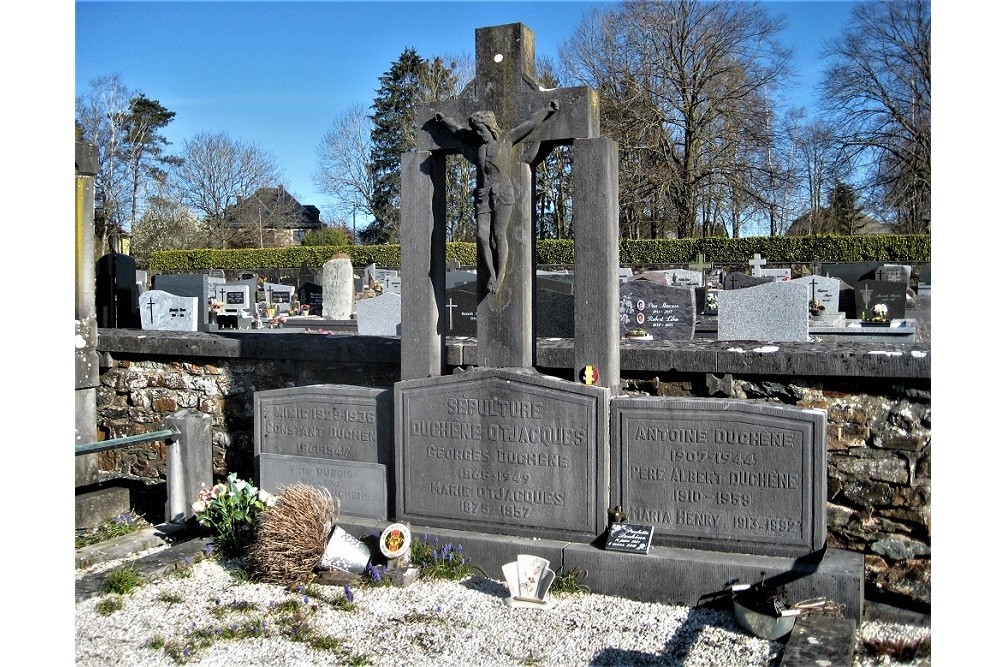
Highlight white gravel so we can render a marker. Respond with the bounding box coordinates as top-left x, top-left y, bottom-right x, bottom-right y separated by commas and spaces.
75, 553, 930, 667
